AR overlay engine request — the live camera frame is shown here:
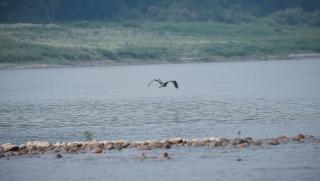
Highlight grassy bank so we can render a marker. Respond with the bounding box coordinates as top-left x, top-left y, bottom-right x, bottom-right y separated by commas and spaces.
1, 21, 320, 67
